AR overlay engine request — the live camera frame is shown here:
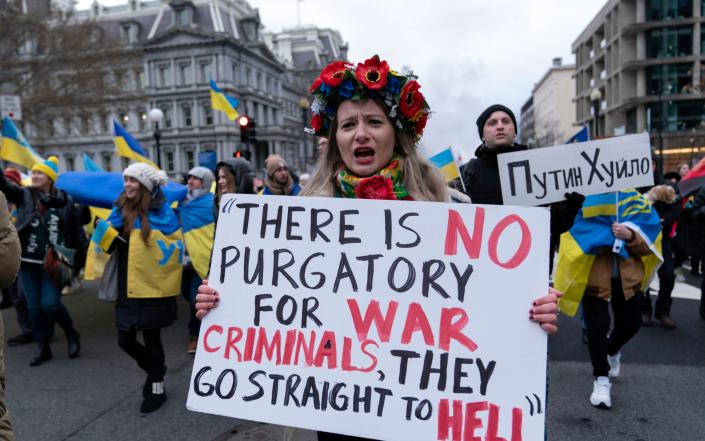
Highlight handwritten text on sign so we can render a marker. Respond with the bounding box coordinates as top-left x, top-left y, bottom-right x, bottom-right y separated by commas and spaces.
498, 132, 653, 206
186, 195, 549, 440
